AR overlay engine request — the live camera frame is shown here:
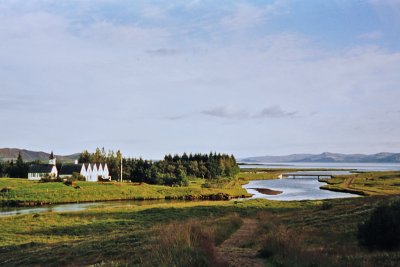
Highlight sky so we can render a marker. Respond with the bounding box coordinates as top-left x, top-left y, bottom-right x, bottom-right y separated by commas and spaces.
1, 0, 400, 159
